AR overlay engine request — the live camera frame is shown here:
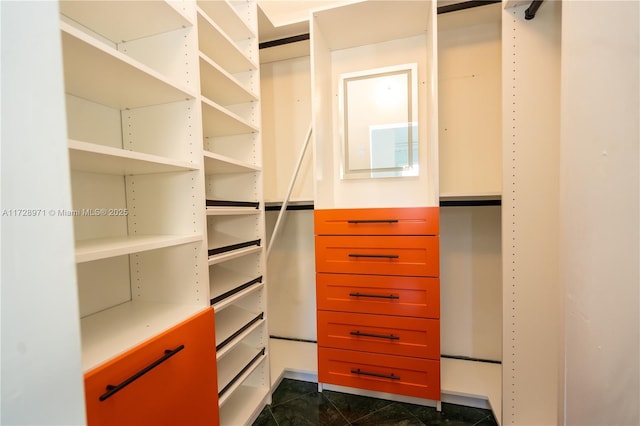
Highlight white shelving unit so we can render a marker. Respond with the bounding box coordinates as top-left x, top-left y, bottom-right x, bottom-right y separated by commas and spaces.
197, 1, 271, 424
59, 1, 209, 374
